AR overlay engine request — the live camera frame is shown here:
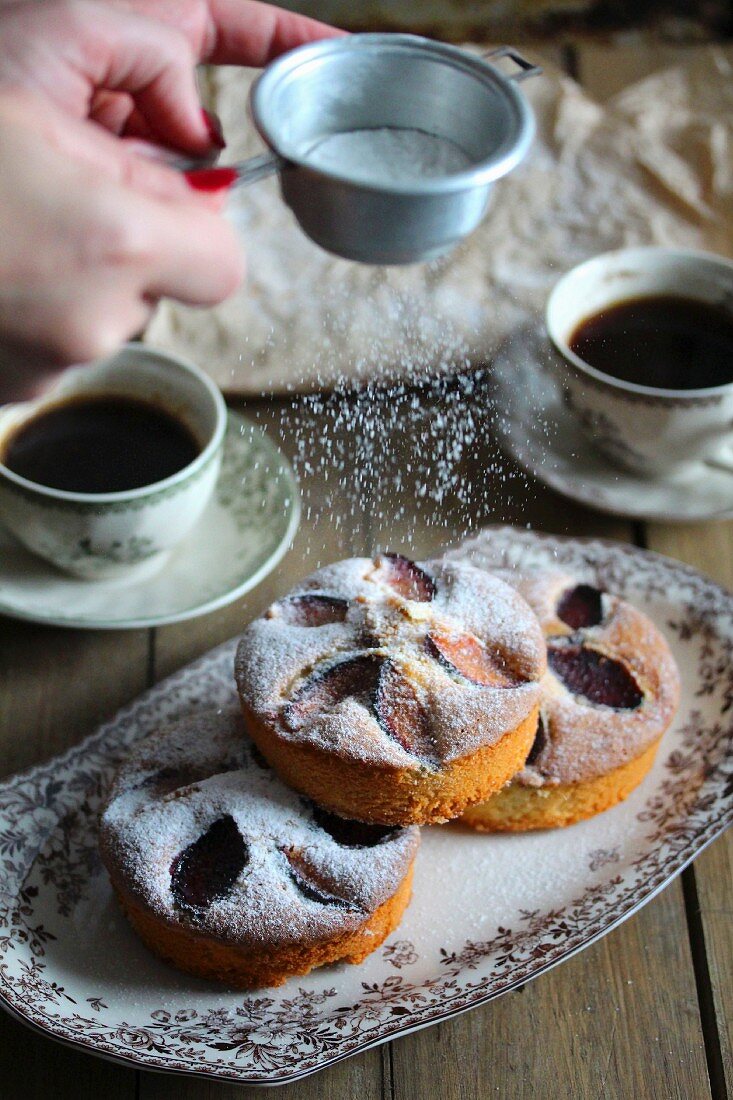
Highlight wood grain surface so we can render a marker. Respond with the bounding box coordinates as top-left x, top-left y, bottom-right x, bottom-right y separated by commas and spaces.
0, 42, 729, 1100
